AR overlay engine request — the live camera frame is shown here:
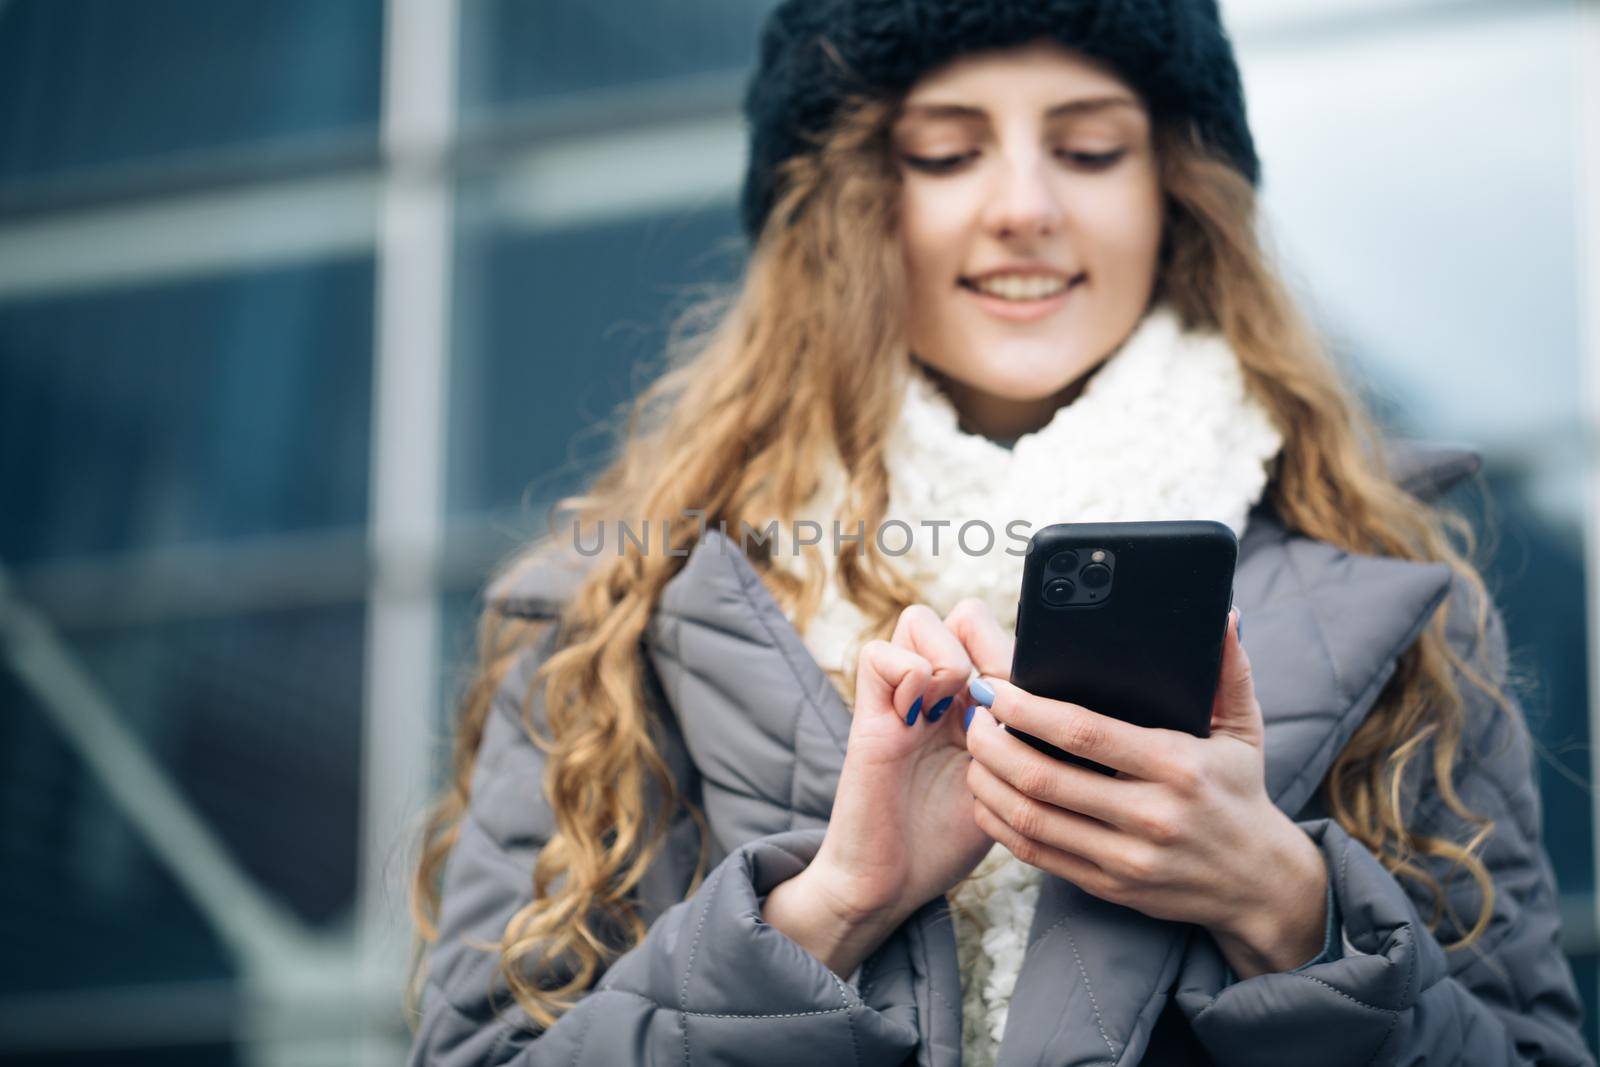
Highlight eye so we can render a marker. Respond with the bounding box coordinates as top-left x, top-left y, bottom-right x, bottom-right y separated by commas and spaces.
901, 148, 1128, 174
901, 151, 978, 174
1059, 149, 1127, 169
